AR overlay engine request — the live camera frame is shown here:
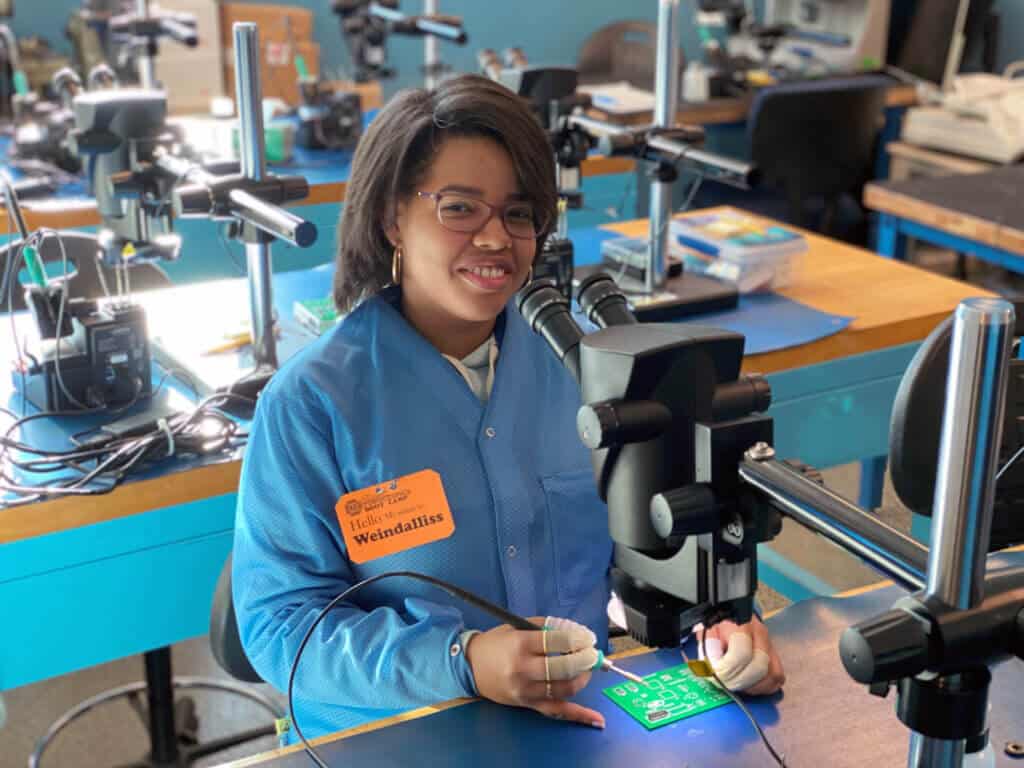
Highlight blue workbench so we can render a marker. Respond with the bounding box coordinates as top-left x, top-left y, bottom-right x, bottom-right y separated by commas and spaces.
219, 551, 1024, 768
867, 165, 1024, 273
